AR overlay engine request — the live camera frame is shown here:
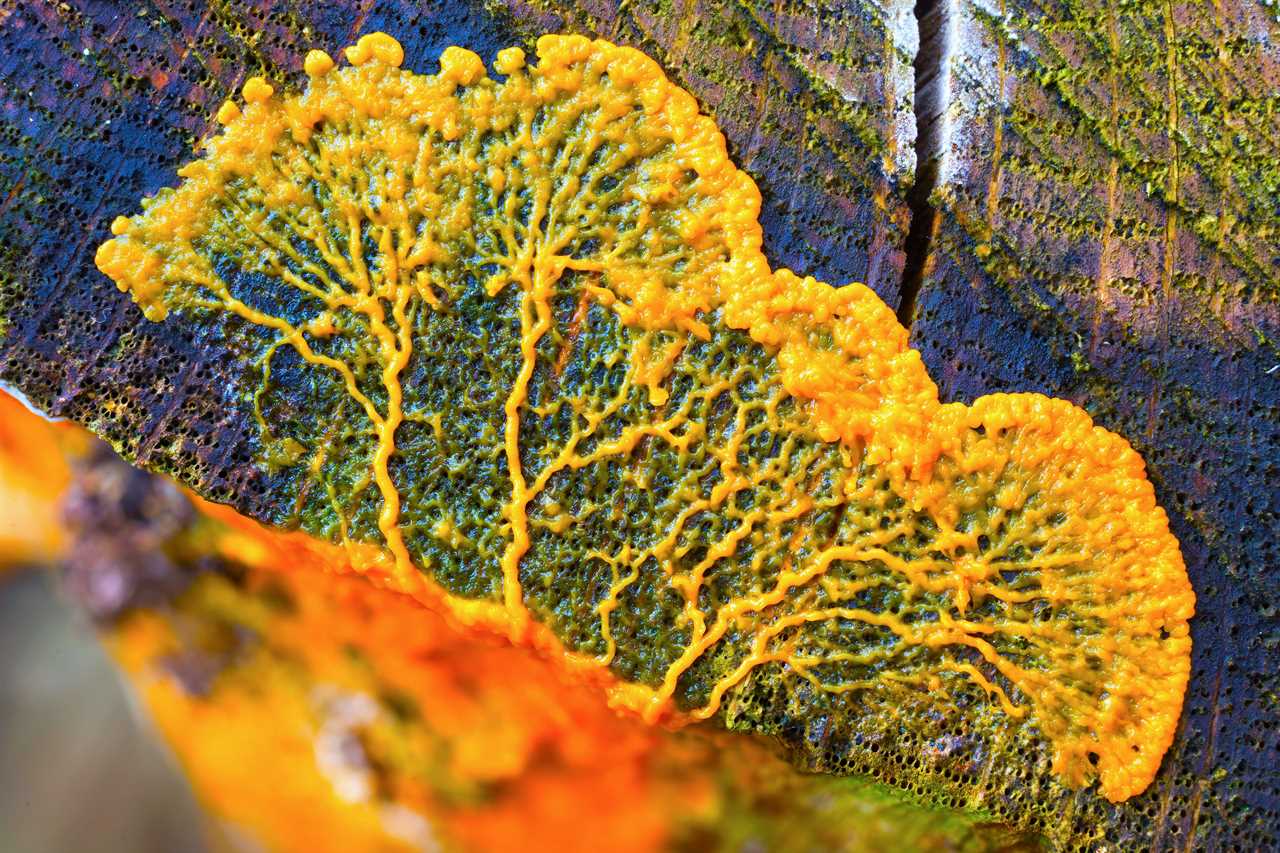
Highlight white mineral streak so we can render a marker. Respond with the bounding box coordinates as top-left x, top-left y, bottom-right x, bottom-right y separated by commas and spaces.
940, 0, 1007, 190
884, 0, 920, 179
